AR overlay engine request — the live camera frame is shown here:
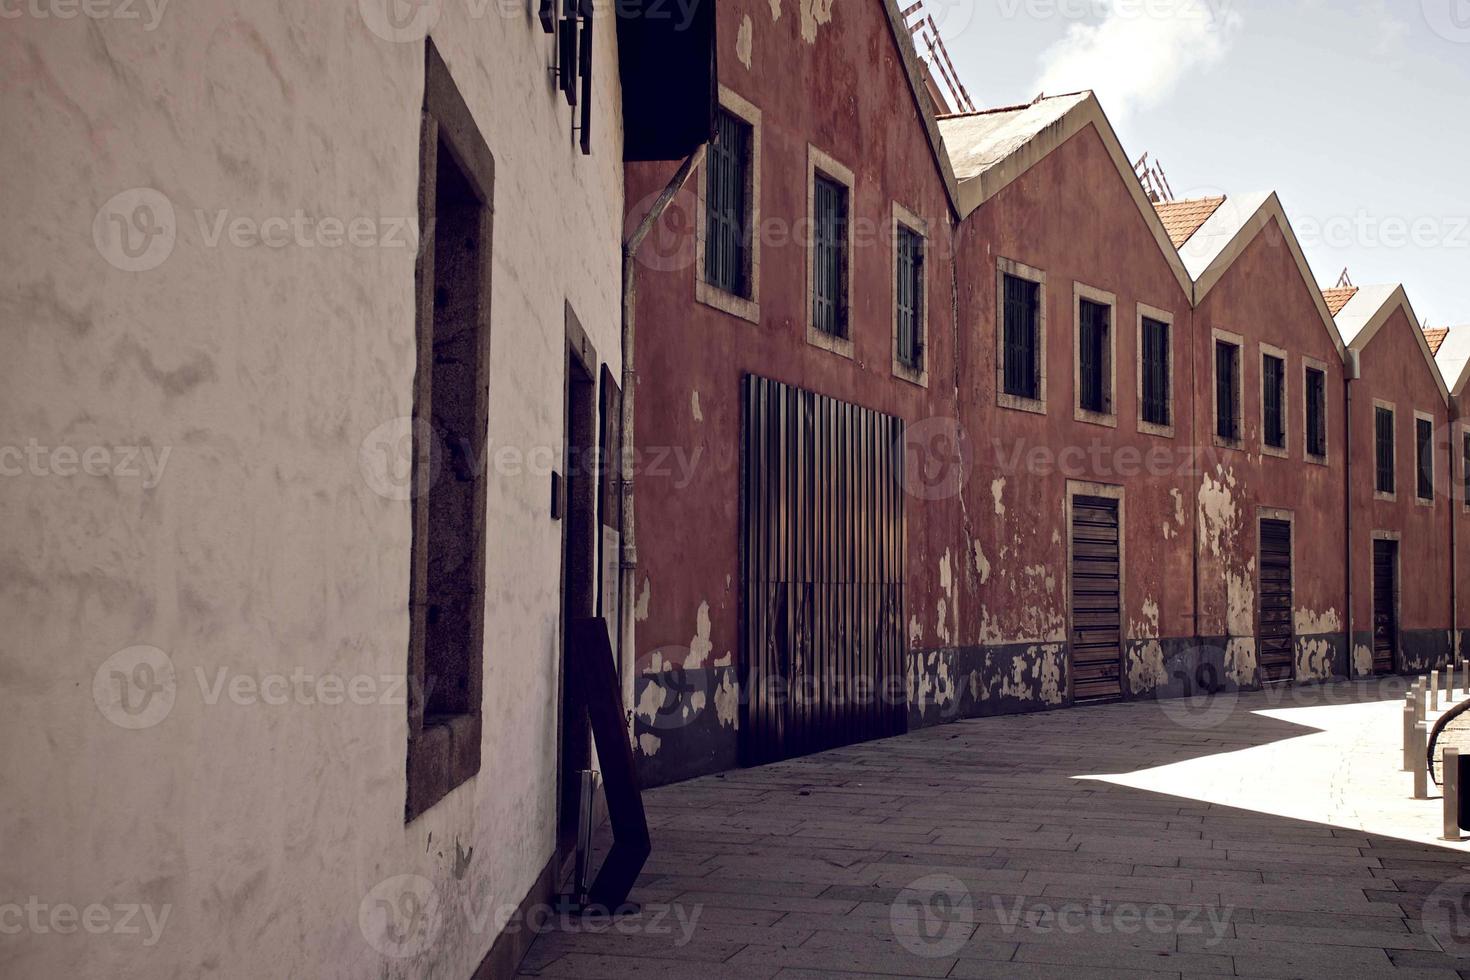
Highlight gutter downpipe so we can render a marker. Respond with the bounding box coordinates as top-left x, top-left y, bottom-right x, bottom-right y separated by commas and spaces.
1345, 355, 1355, 677
618, 148, 706, 719
1451, 402, 1459, 660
